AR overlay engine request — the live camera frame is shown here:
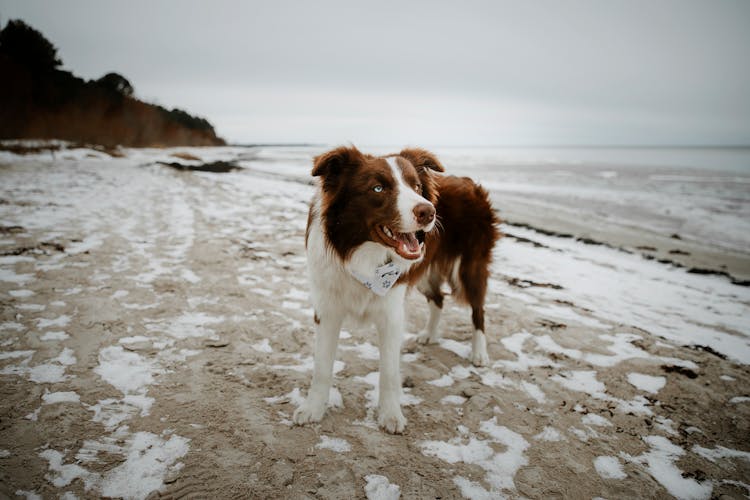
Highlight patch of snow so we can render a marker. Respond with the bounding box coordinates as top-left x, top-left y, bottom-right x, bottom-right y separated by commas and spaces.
531, 303, 609, 329
40, 331, 69, 341
654, 416, 678, 436
147, 312, 223, 339
36, 315, 71, 329
271, 354, 344, 374
9, 289, 35, 298
536, 332, 697, 369
0, 268, 34, 284
452, 476, 495, 500
98, 432, 189, 499
401, 352, 419, 363
316, 436, 351, 453
285, 288, 308, 301
364, 474, 401, 500
84, 397, 154, 430
16, 303, 46, 312
119, 336, 151, 344
340, 341, 380, 360
181, 269, 200, 284
421, 416, 529, 496
551, 370, 606, 394
42, 391, 80, 404
53, 348, 76, 366
328, 387, 344, 408
729, 396, 750, 404
438, 339, 472, 359
354, 371, 422, 408
569, 426, 594, 442
264, 388, 306, 407
0, 321, 24, 332
692, 444, 750, 463
622, 435, 712, 500
427, 374, 454, 387
440, 395, 467, 405
15, 490, 42, 500
552, 370, 653, 416
594, 456, 627, 479
494, 227, 750, 364
41, 431, 189, 499
533, 426, 565, 442
94, 346, 163, 395
39, 449, 94, 488
582, 414, 612, 427
0, 349, 34, 360
627, 373, 666, 394
251, 338, 273, 353
520, 381, 546, 403
27, 364, 67, 383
